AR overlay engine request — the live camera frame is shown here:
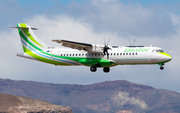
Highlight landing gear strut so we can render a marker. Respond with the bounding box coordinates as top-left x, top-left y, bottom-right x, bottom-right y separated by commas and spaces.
103, 67, 110, 73
90, 66, 97, 72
